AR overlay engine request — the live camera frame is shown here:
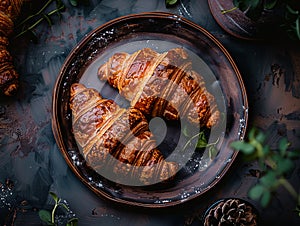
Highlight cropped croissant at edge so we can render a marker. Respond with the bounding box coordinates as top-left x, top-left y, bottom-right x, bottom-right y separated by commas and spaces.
0, 0, 23, 96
